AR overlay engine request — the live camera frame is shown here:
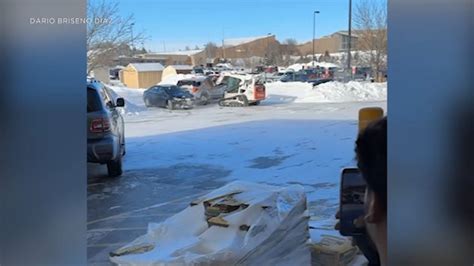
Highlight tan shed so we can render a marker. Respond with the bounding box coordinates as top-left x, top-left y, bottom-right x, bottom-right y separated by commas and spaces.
161, 65, 194, 81
120, 63, 164, 89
